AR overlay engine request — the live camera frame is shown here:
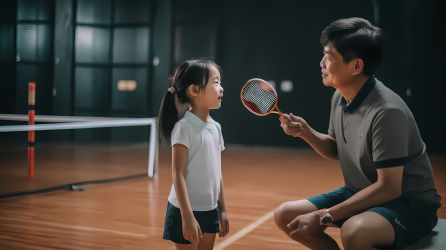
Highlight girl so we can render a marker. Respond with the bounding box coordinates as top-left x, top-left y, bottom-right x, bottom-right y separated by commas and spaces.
159, 59, 229, 250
